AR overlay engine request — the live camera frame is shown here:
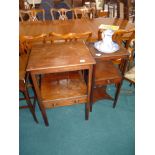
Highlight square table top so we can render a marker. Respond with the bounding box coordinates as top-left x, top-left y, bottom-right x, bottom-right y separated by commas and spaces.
27, 41, 96, 73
